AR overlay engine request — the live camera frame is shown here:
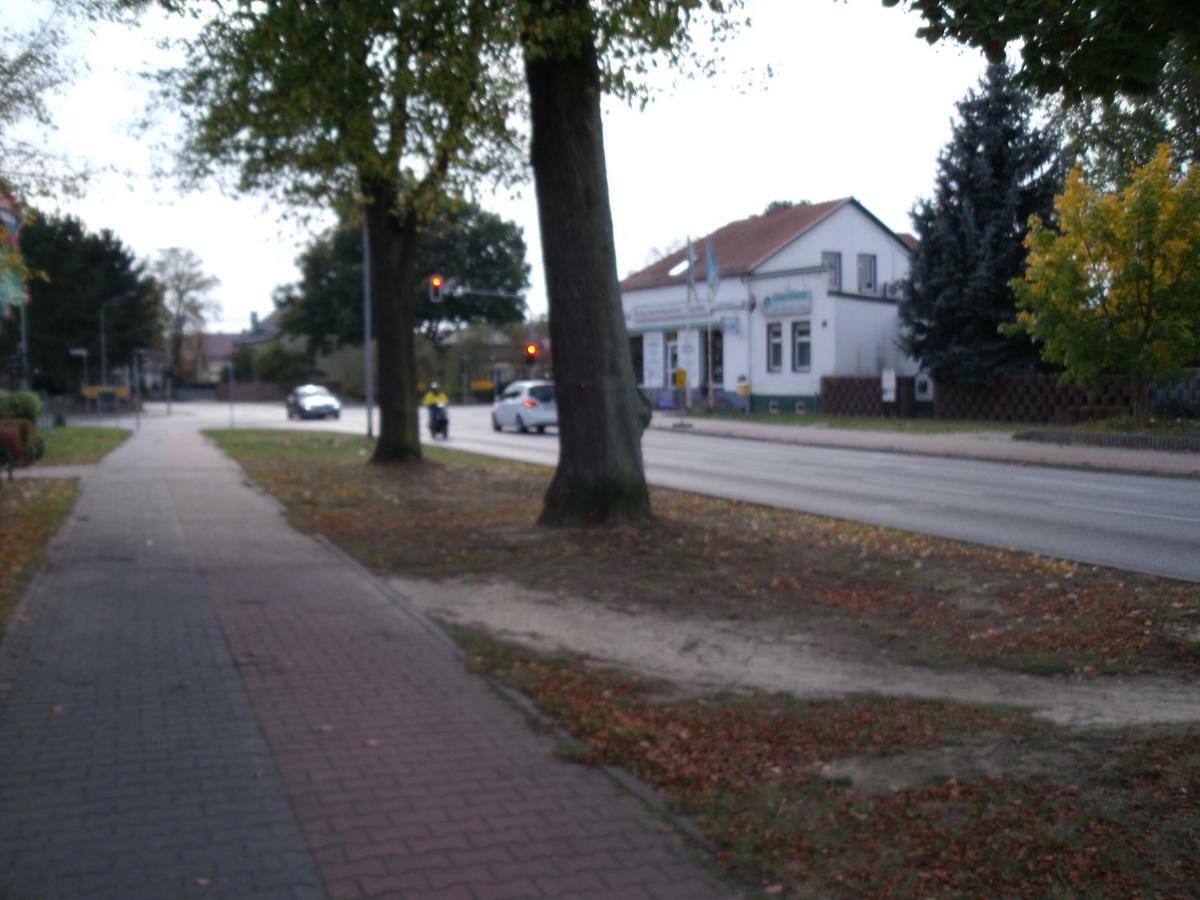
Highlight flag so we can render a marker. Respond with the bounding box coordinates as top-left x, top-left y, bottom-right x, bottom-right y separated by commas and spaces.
705, 237, 720, 298
685, 237, 696, 295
